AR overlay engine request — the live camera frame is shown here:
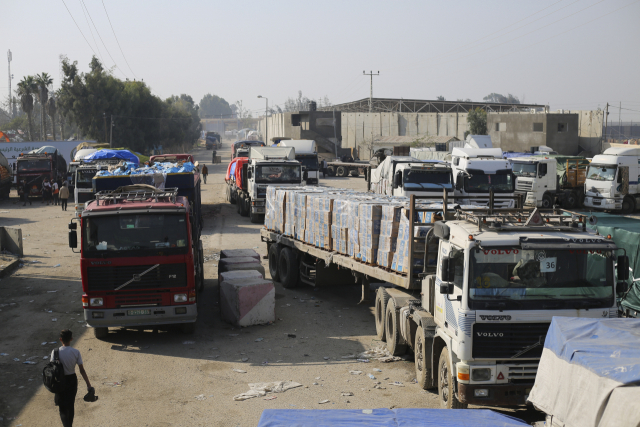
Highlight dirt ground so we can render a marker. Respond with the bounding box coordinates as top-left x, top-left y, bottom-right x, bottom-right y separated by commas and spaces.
0, 142, 541, 426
